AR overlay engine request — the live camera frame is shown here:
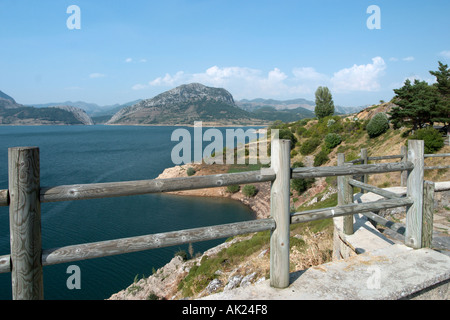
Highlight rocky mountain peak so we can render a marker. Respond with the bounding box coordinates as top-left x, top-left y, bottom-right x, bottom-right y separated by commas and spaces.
107, 83, 256, 125
51, 105, 94, 125
141, 83, 235, 108
0, 90, 20, 108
